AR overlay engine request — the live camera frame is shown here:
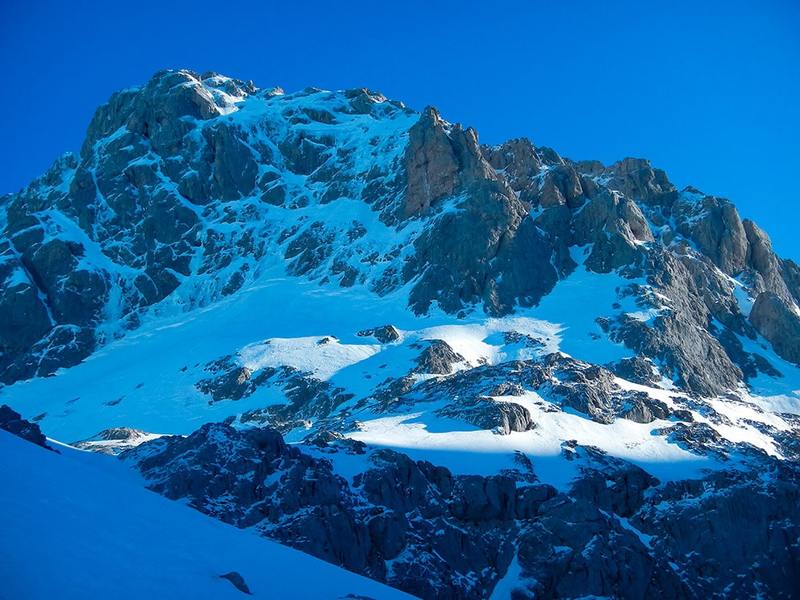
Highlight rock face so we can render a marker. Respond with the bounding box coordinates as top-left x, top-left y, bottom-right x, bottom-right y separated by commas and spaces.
120, 420, 800, 600
635, 467, 800, 599
608, 250, 745, 397
402, 107, 461, 217
750, 292, 800, 364
677, 196, 748, 274
123, 423, 521, 599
